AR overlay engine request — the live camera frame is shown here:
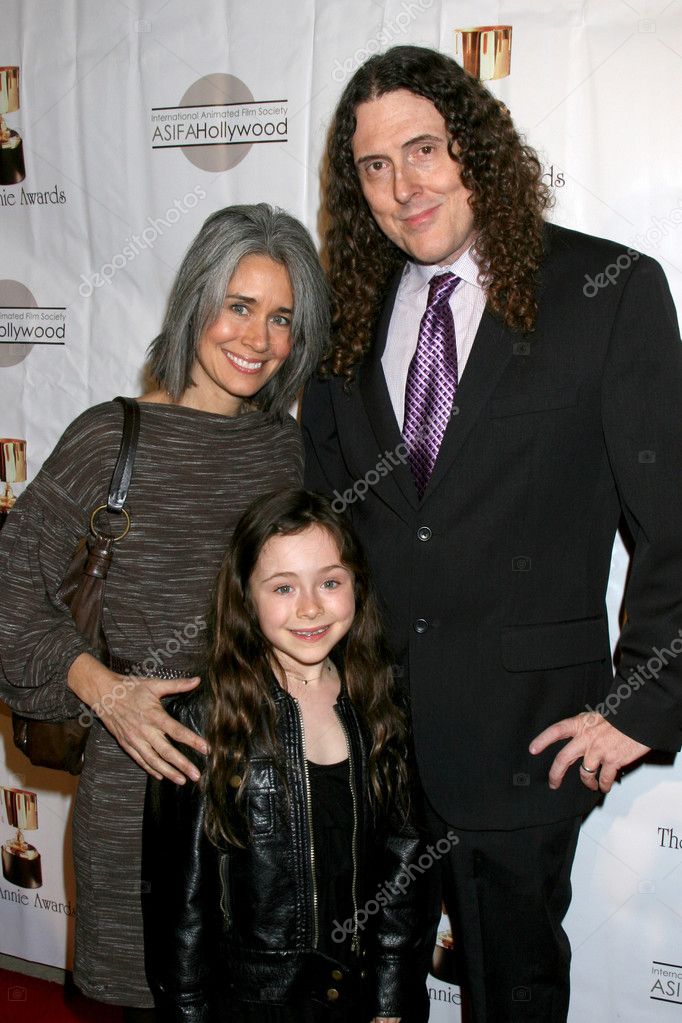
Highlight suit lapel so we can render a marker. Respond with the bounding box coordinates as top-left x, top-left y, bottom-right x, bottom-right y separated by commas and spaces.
425, 307, 513, 497
358, 270, 419, 509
